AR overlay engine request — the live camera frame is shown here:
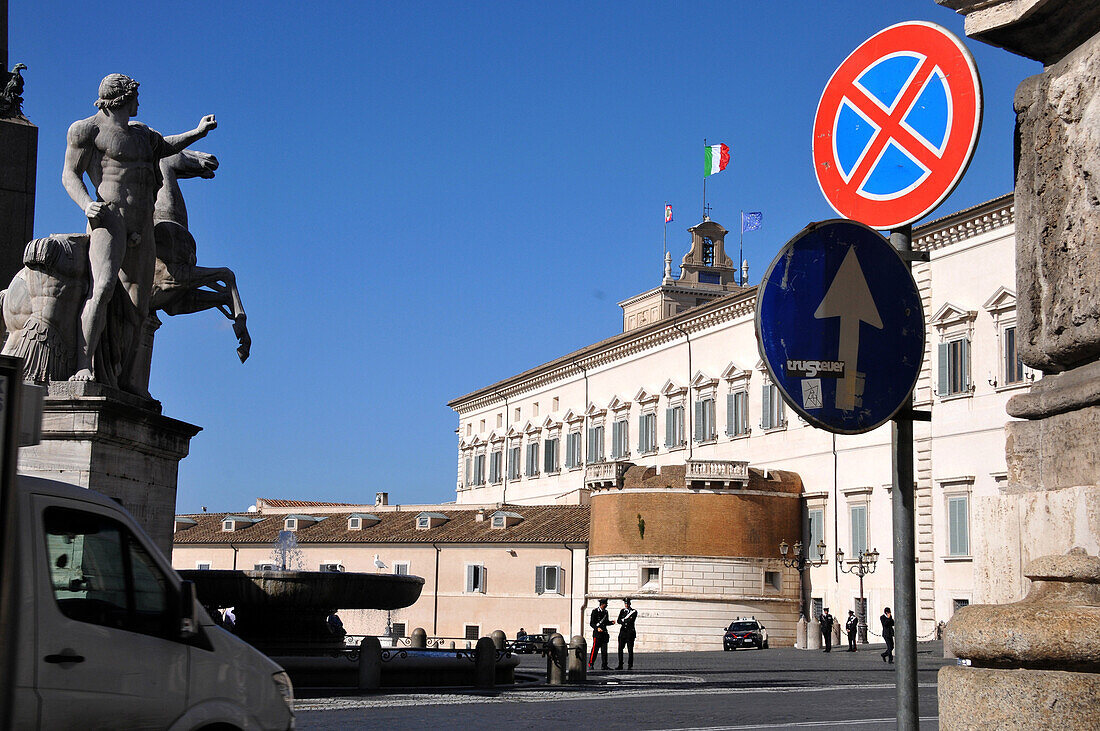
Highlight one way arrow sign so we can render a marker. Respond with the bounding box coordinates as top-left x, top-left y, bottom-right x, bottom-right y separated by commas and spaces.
755, 220, 924, 435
